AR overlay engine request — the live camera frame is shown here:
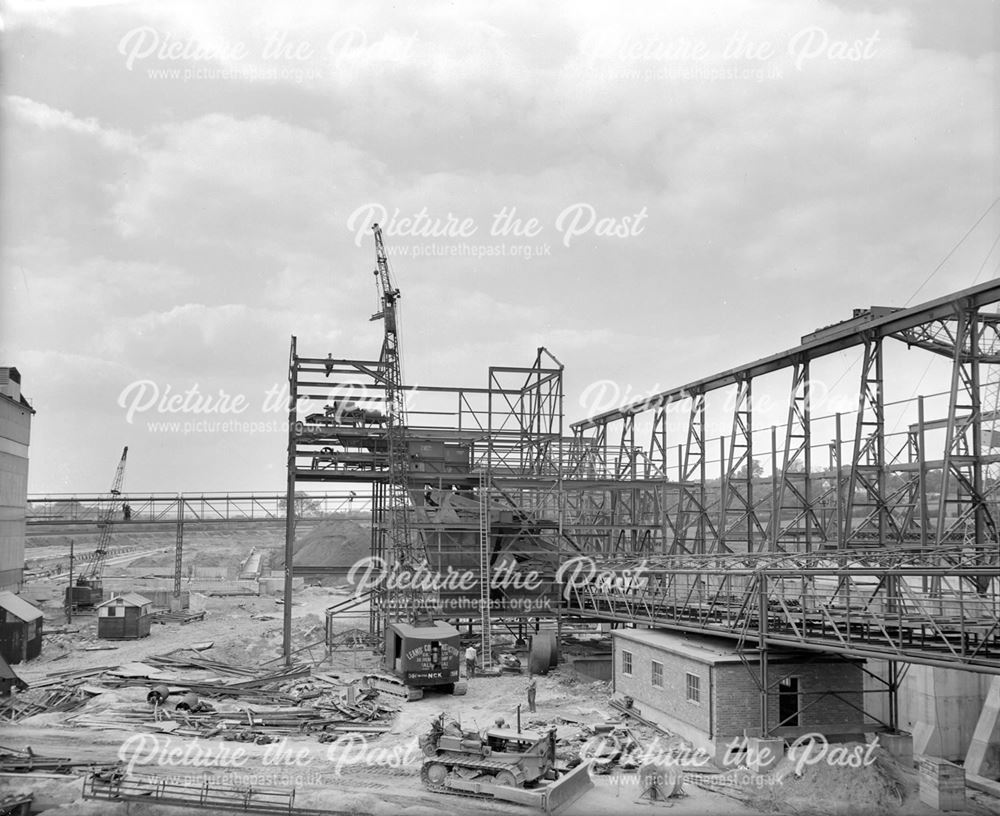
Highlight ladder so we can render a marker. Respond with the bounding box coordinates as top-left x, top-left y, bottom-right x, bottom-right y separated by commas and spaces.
478, 470, 492, 671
